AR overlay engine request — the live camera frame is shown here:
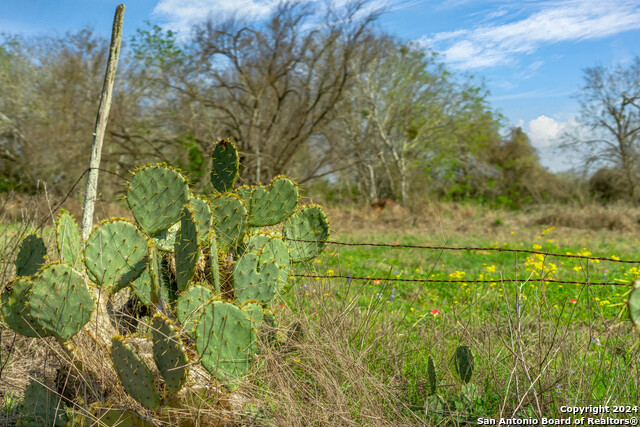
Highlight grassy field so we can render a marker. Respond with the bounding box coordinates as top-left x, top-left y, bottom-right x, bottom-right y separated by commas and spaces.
260, 203, 640, 424
1, 200, 640, 425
